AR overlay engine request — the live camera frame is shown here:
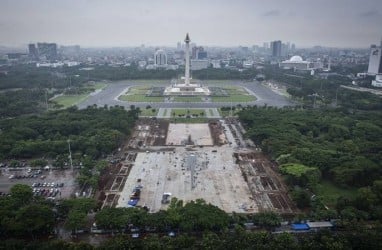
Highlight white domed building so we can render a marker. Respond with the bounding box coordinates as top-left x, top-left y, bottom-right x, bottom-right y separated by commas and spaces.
280, 55, 312, 70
